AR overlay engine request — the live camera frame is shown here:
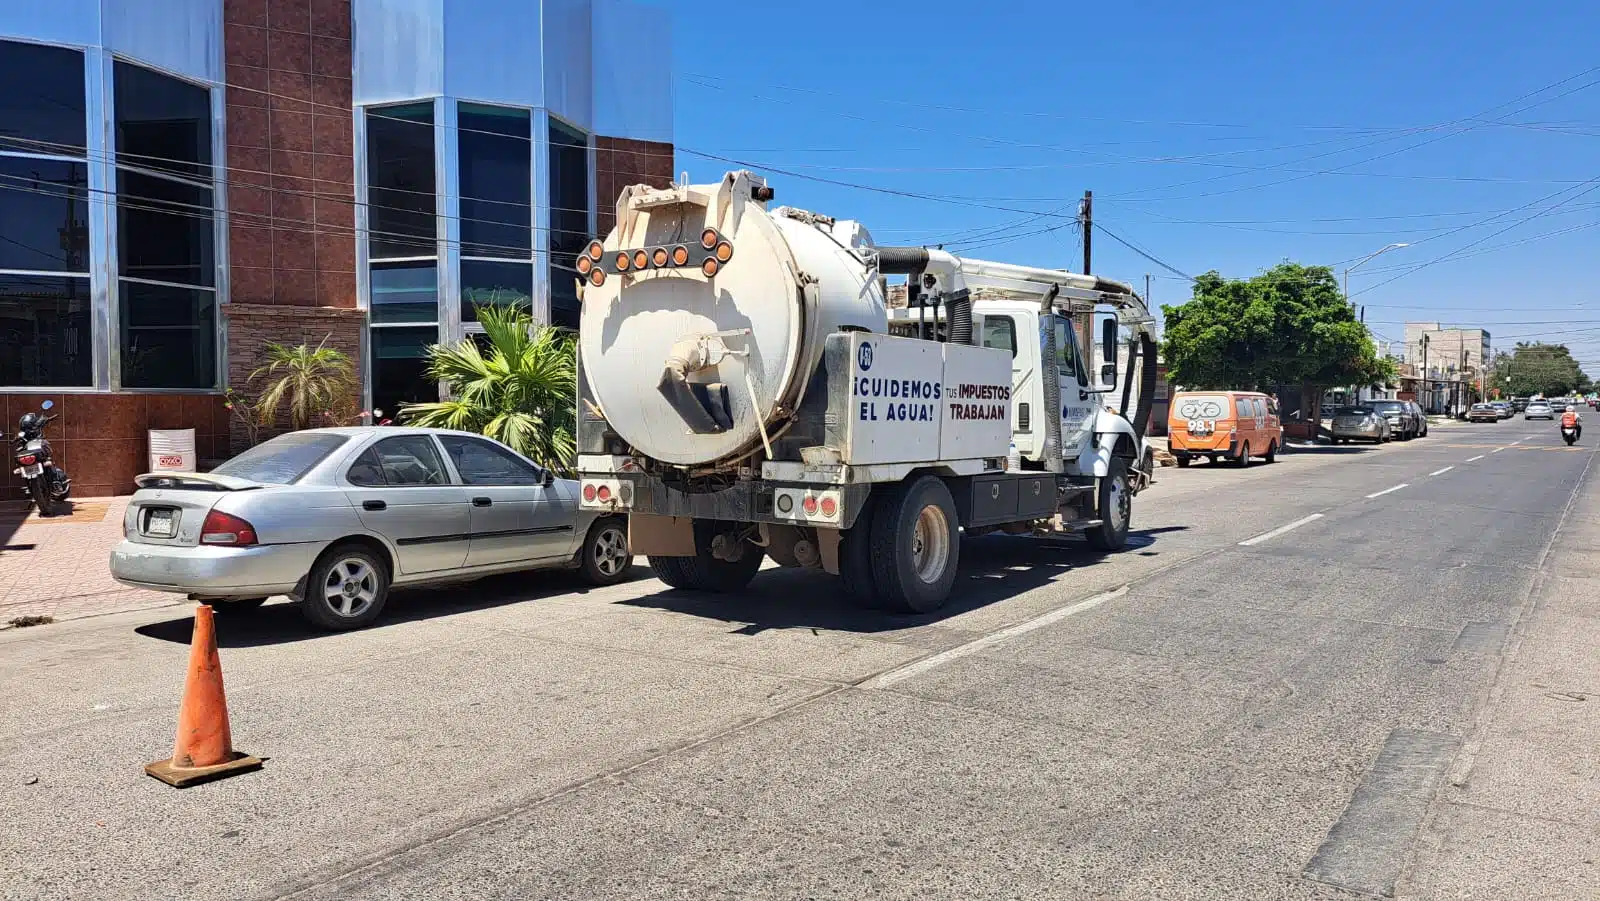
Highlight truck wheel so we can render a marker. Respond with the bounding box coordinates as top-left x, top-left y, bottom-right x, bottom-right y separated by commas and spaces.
838, 496, 879, 606
1085, 458, 1132, 552
647, 520, 764, 593
1175, 455, 1190, 468
869, 476, 959, 614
